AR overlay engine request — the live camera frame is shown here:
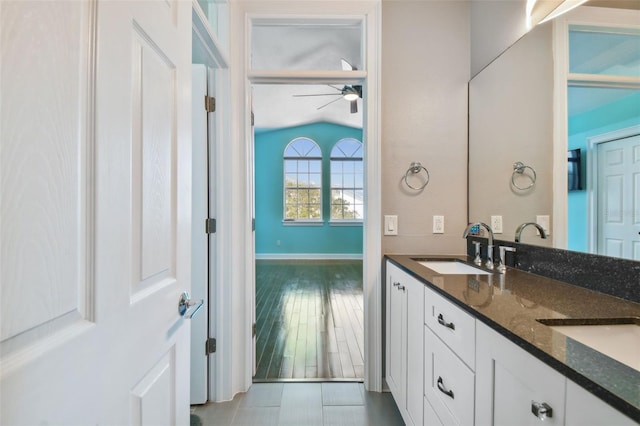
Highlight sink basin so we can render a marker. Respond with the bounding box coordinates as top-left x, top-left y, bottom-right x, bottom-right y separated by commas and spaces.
538, 318, 640, 372
414, 259, 491, 275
